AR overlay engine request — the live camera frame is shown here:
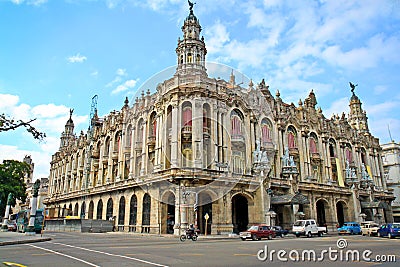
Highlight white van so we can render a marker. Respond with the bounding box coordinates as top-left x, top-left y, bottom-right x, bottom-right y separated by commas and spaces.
293, 219, 327, 237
